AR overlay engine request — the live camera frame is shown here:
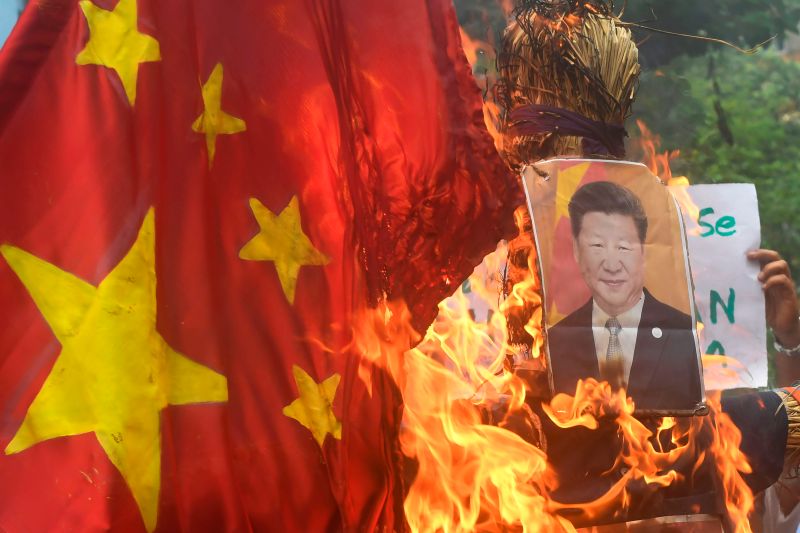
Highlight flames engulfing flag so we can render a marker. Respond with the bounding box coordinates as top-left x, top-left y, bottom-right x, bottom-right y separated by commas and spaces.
0, 0, 520, 530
